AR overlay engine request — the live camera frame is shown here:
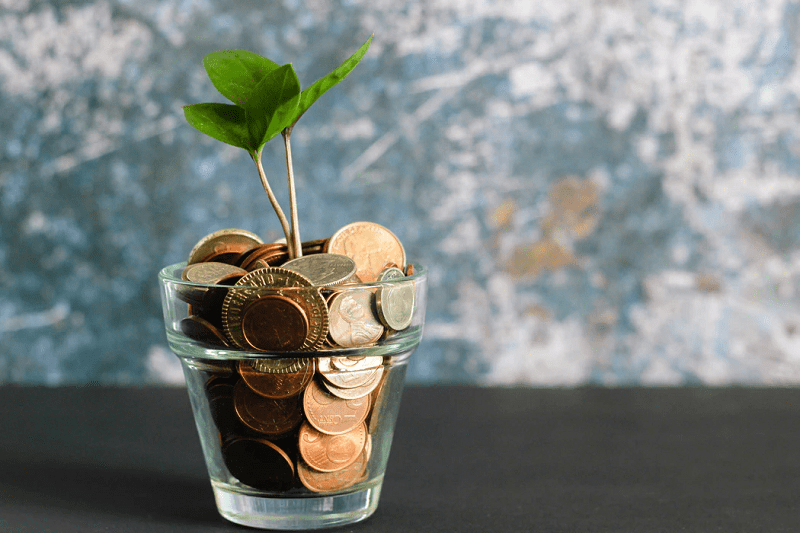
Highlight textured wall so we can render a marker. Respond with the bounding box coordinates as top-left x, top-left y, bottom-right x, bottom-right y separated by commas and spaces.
2, 0, 800, 385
